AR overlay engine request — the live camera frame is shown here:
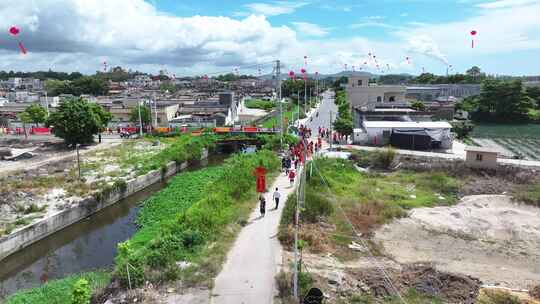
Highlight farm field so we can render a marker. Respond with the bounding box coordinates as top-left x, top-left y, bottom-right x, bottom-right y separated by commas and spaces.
470, 123, 540, 160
